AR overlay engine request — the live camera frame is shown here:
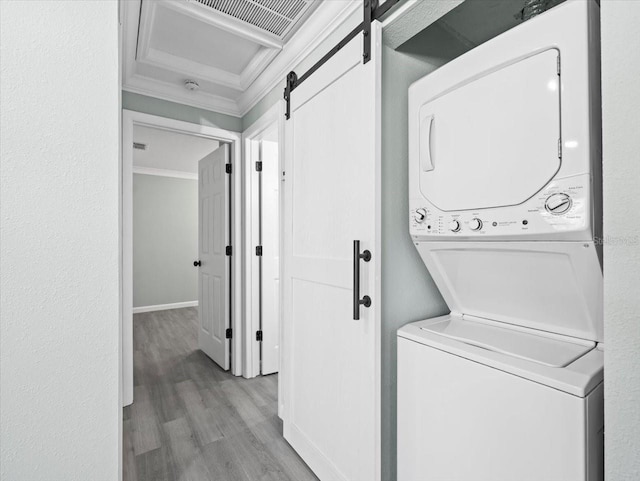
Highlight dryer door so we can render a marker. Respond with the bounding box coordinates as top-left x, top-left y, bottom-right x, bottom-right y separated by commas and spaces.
418, 49, 561, 211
